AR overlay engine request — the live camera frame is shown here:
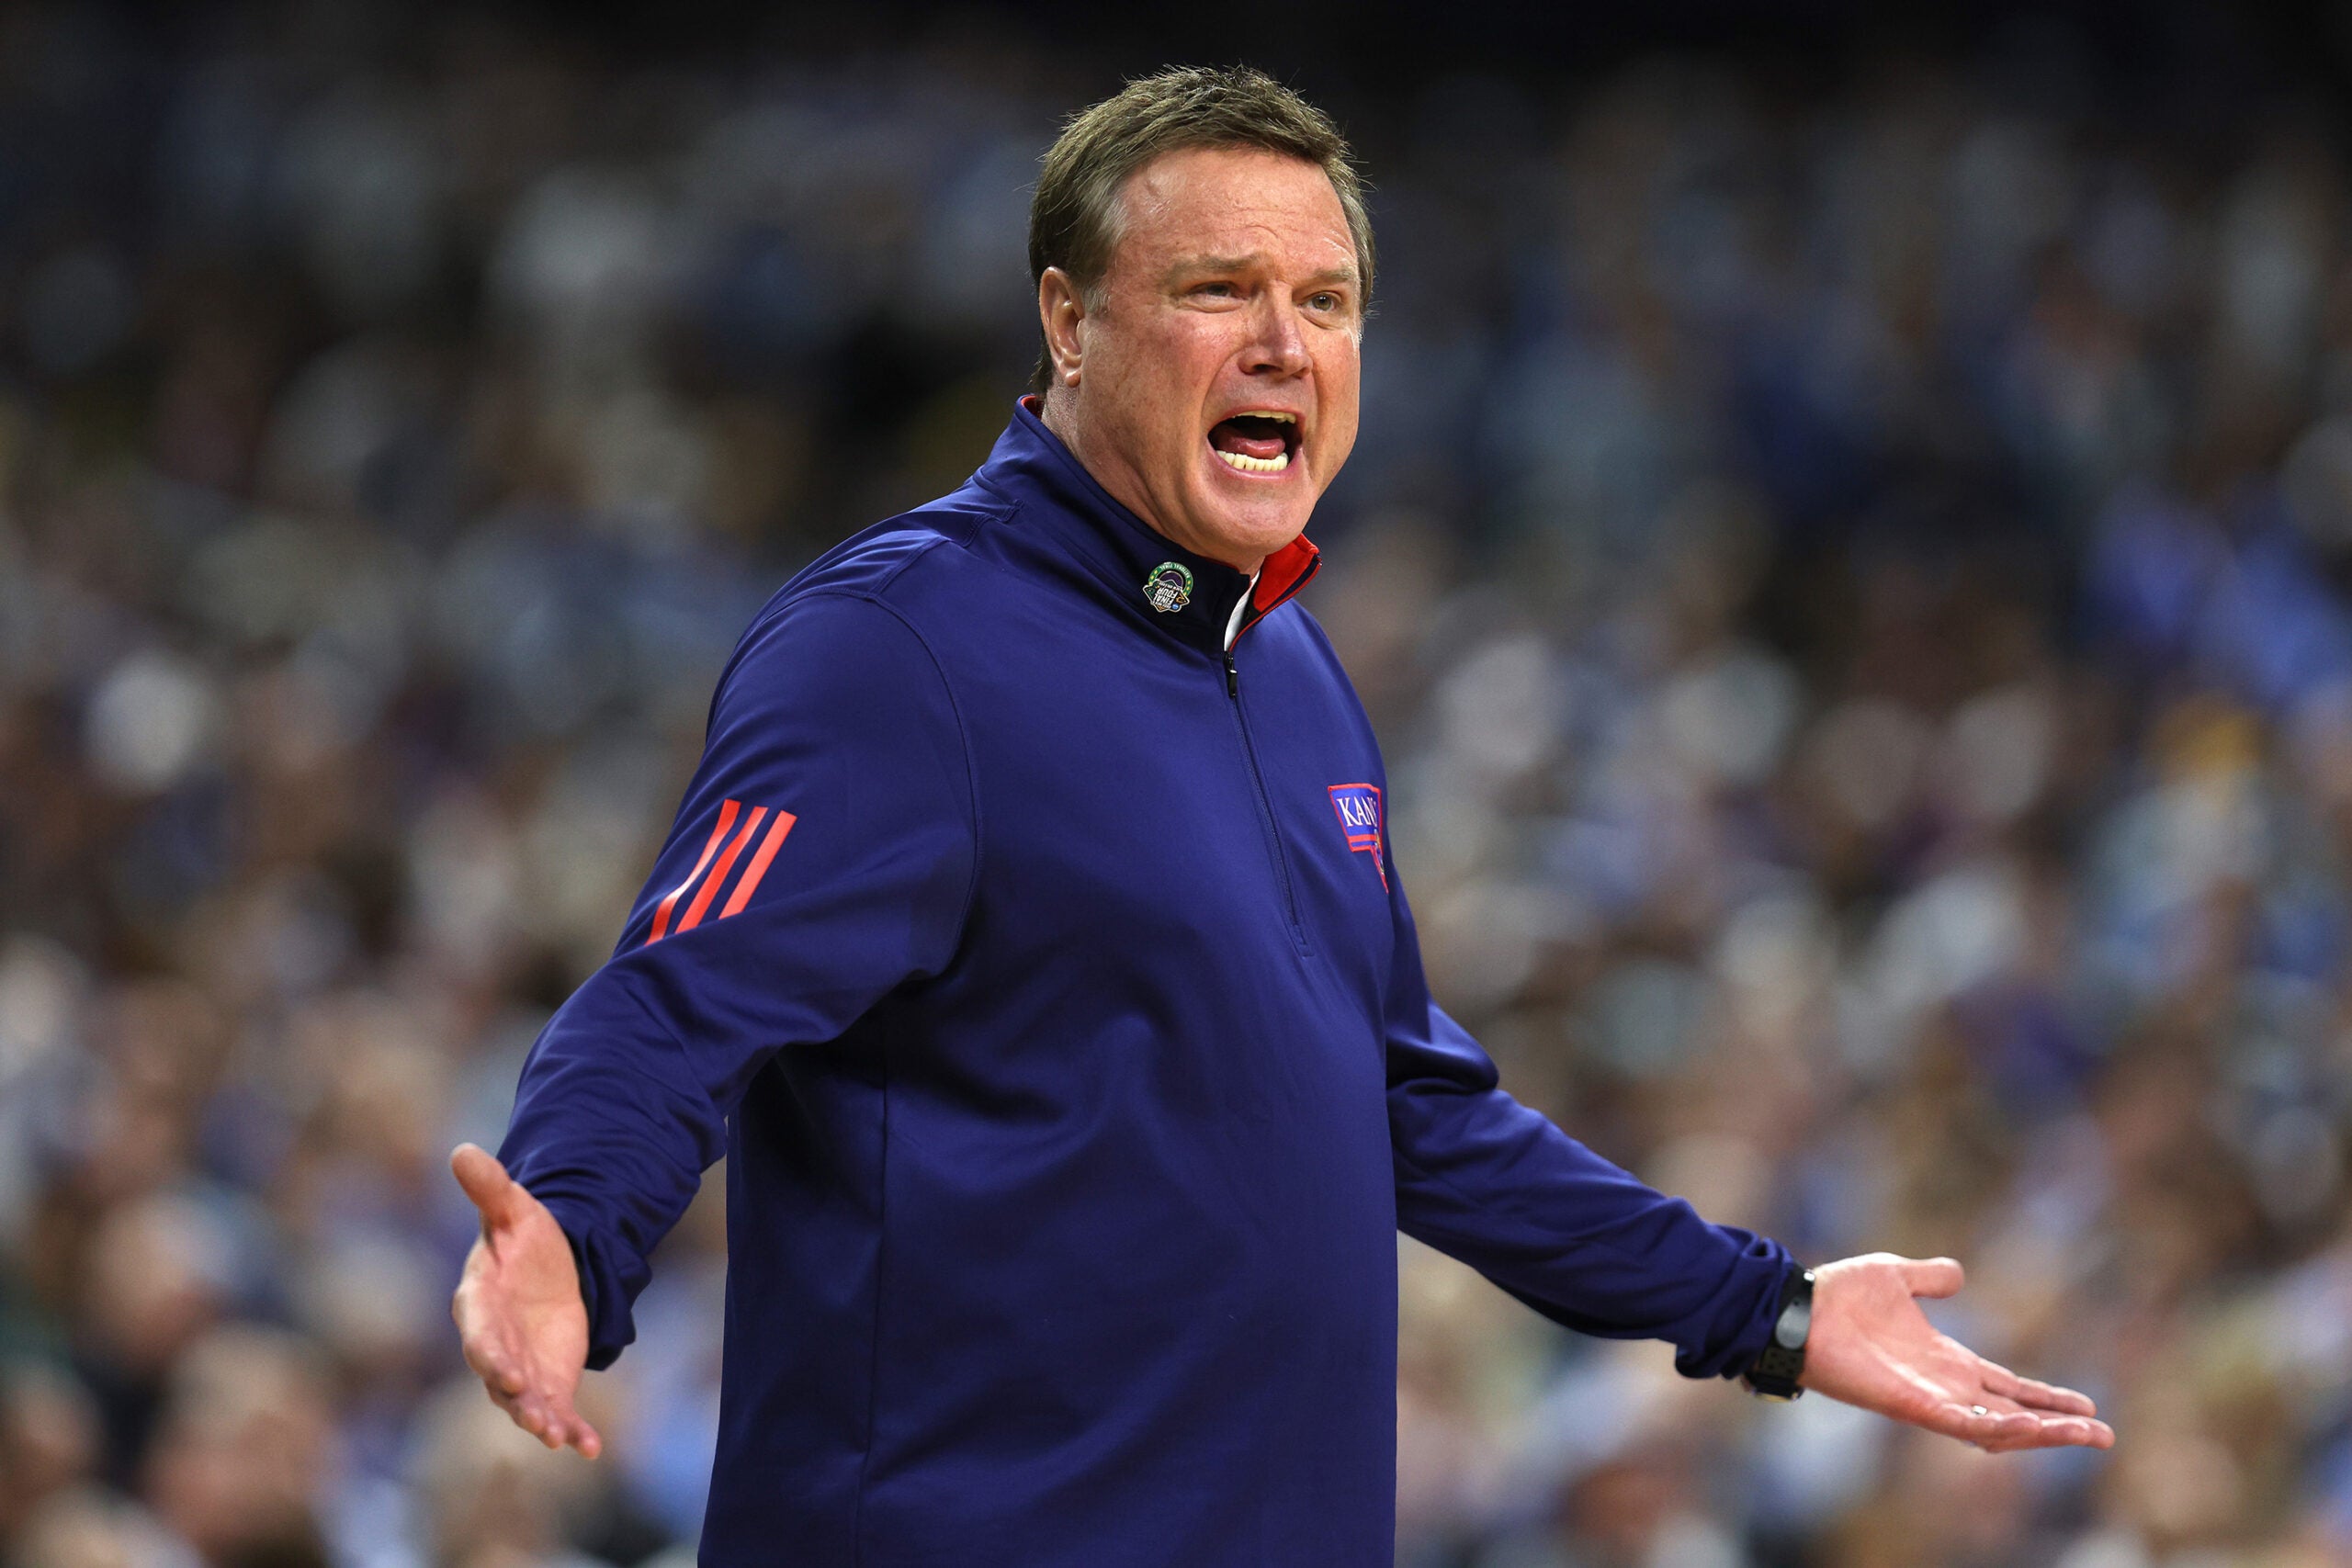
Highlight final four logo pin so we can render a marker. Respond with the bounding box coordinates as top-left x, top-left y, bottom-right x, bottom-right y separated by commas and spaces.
1143, 561, 1193, 614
